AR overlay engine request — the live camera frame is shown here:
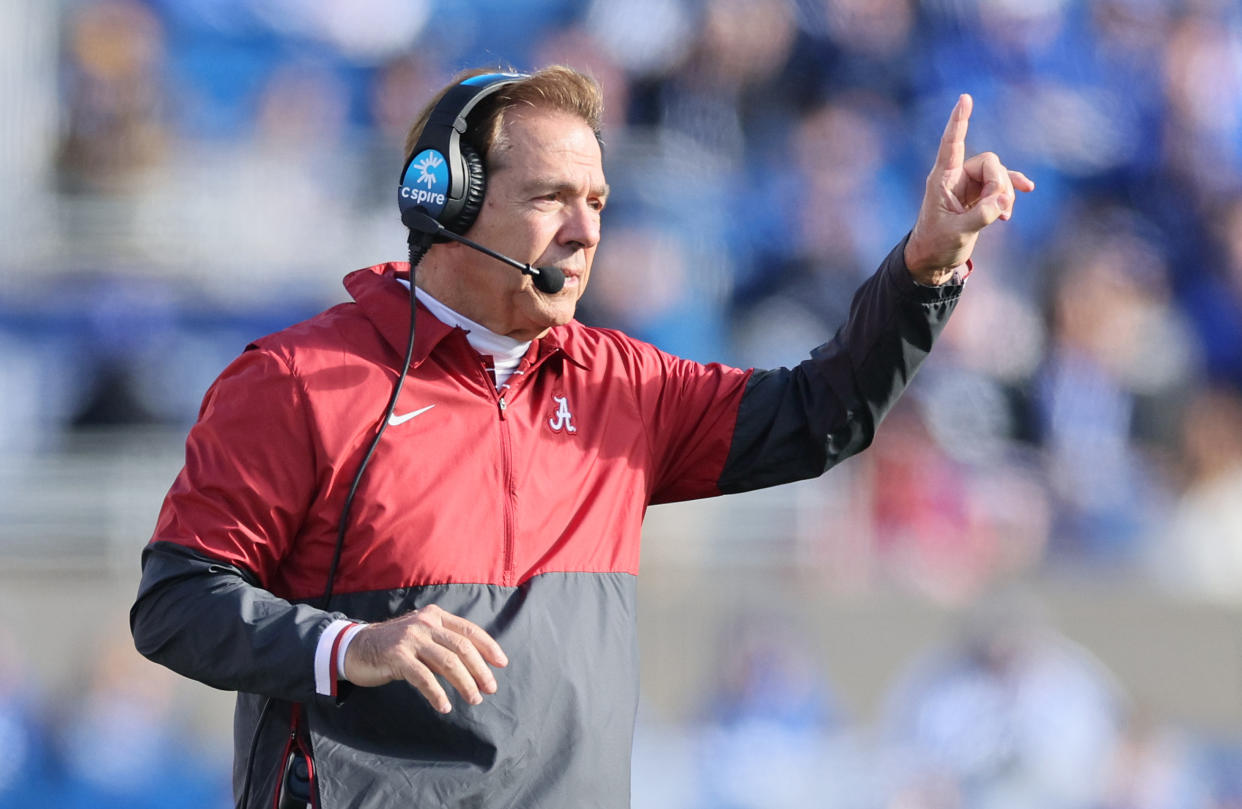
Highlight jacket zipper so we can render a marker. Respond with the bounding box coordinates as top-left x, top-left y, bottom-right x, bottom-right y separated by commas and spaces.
497, 393, 517, 586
